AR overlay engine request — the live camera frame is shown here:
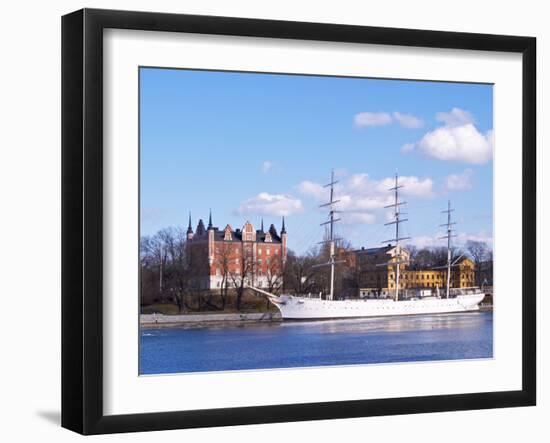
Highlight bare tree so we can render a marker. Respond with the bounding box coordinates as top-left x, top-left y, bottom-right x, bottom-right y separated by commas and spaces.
466, 240, 490, 286
283, 249, 321, 295
139, 227, 194, 312
229, 243, 255, 311
406, 245, 463, 269
265, 253, 284, 295
214, 242, 233, 310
